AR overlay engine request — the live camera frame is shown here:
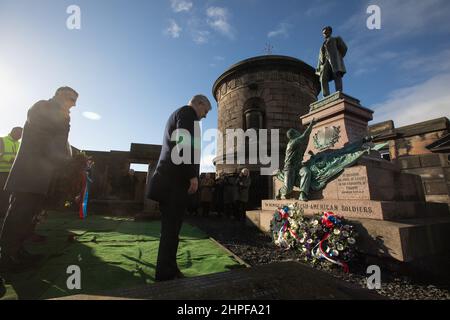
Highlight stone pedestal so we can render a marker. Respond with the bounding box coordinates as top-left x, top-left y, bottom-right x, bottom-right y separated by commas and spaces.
247, 93, 450, 262
300, 92, 373, 161
273, 161, 425, 202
